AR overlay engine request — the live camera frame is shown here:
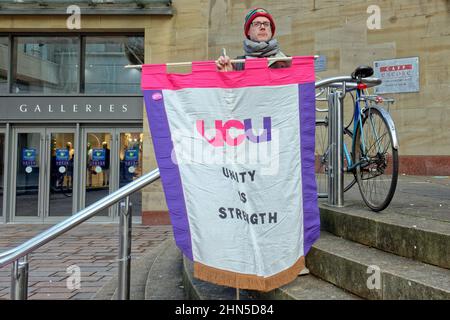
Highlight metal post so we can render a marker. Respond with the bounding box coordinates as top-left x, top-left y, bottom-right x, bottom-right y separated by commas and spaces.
336, 89, 345, 207
327, 90, 344, 207
118, 197, 132, 300
11, 256, 29, 300
327, 91, 334, 203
